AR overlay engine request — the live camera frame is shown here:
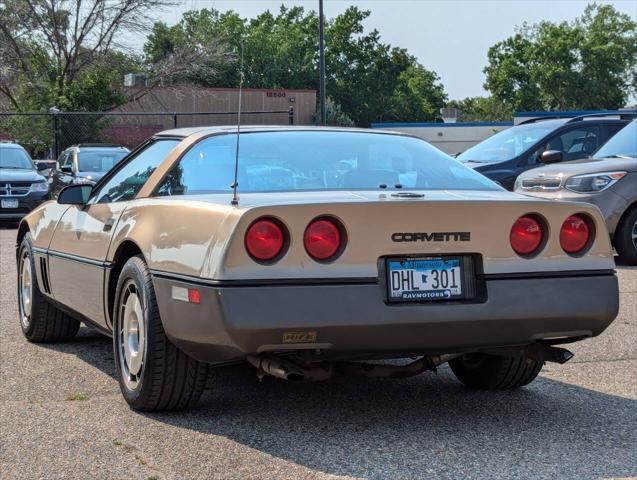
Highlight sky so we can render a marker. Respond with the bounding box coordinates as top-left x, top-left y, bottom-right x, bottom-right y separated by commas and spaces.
158, 0, 637, 101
